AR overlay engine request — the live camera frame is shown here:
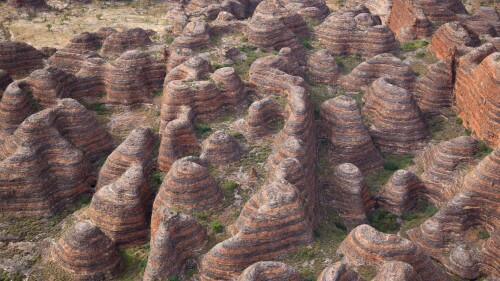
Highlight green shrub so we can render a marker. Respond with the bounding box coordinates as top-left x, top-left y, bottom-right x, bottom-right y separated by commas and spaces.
150, 171, 164, 192
415, 50, 426, 58
168, 274, 181, 281
455, 118, 463, 125
238, 45, 258, 53
79, 195, 91, 206
400, 39, 429, 51
210, 220, 224, 233
334, 220, 347, 231
195, 124, 212, 137
313, 228, 321, 237
368, 208, 399, 233
222, 180, 238, 192
478, 228, 490, 240
476, 141, 493, 159
295, 247, 313, 260
383, 161, 399, 171
164, 35, 175, 44
301, 38, 314, 50
240, 36, 248, 43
